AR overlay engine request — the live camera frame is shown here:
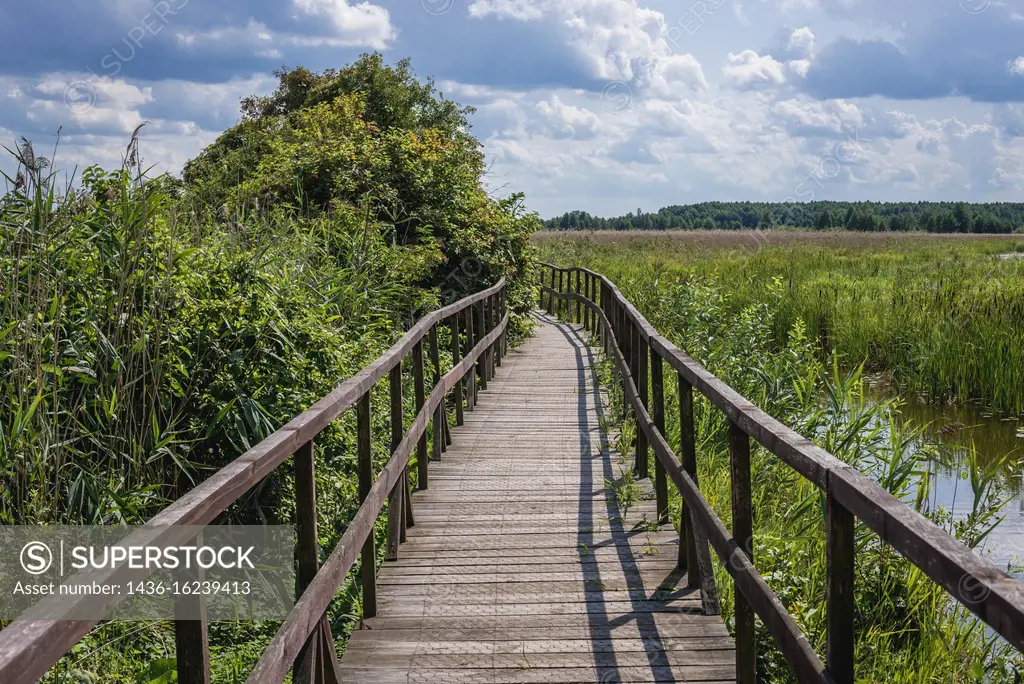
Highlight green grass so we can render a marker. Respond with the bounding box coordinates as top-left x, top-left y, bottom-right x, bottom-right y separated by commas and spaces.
537, 230, 1024, 414
541, 233, 1024, 682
